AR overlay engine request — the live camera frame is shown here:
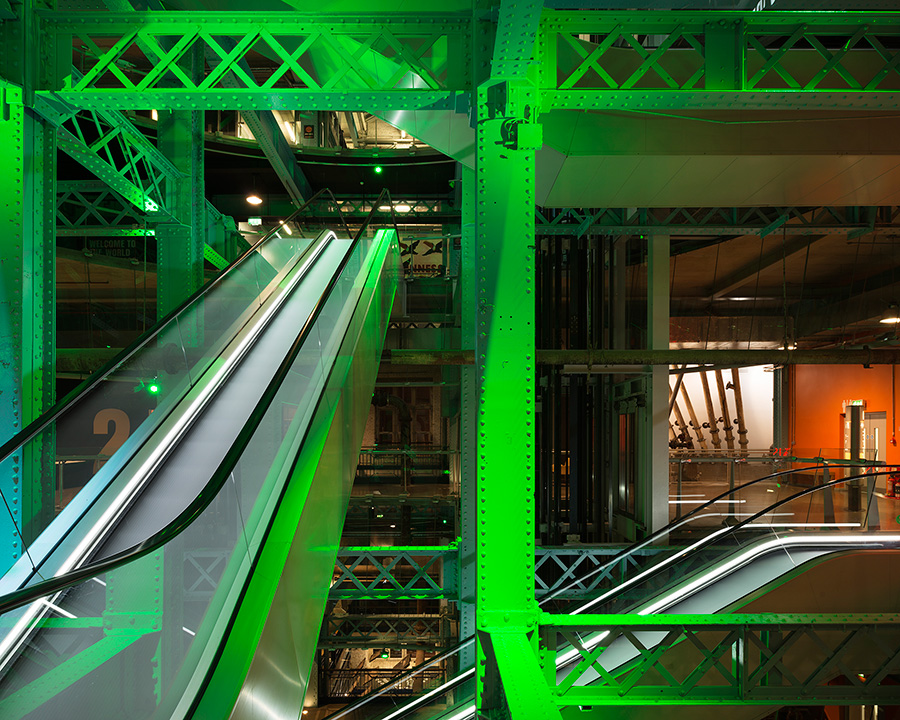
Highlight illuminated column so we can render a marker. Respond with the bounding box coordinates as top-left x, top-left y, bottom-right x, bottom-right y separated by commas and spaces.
0, 93, 57, 556
459, 164, 477, 668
